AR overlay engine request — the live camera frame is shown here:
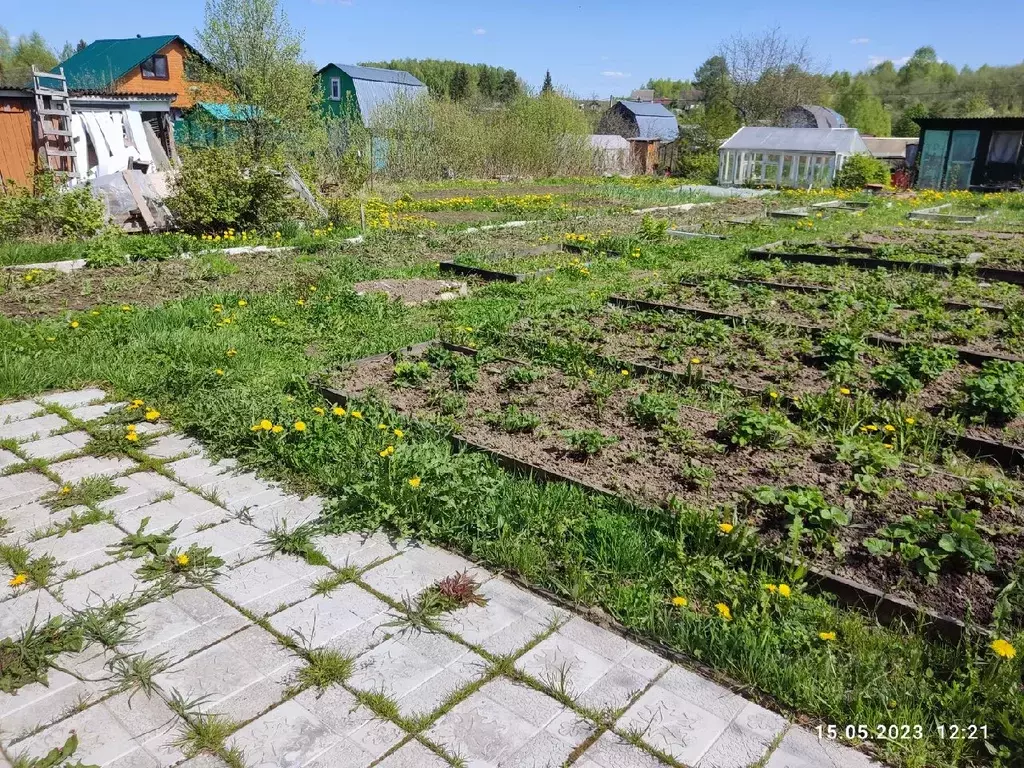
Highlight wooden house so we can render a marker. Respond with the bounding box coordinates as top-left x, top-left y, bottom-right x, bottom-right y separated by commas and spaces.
317, 64, 427, 126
